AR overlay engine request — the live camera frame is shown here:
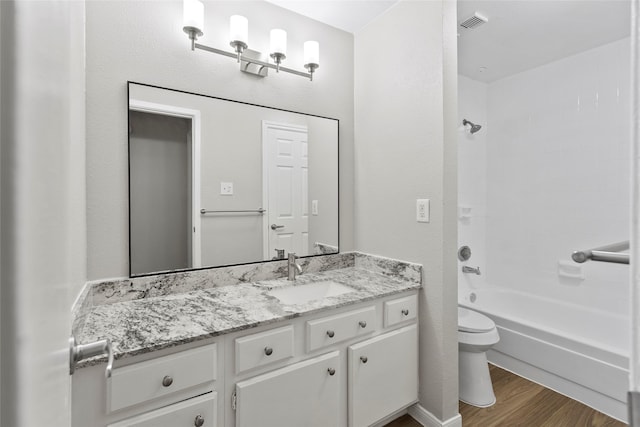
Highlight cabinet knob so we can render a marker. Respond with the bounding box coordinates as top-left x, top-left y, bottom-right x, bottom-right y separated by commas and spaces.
326, 330, 335, 338
194, 414, 205, 427
402, 309, 409, 316
327, 368, 336, 376
359, 320, 367, 328
360, 356, 368, 364
162, 375, 173, 387
264, 346, 273, 356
